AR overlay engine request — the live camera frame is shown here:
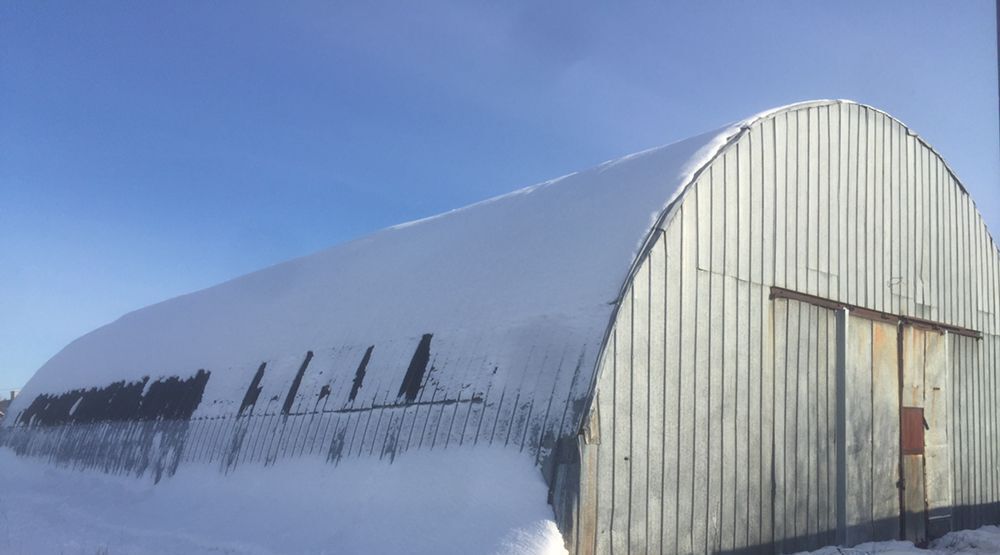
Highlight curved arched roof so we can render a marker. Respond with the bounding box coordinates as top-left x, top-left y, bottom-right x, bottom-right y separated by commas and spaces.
8, 100, 991, 459
9, 110, 736, 414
